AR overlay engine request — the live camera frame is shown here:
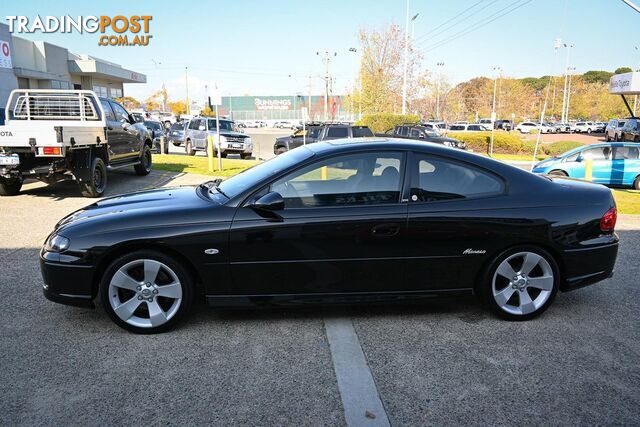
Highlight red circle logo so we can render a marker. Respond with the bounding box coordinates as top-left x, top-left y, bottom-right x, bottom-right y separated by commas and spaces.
1, 43, 9, 57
